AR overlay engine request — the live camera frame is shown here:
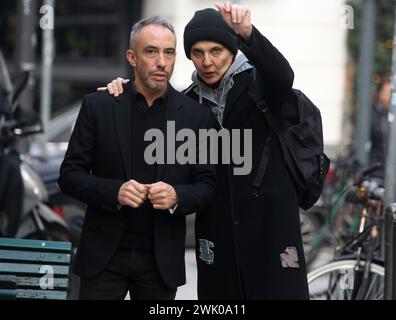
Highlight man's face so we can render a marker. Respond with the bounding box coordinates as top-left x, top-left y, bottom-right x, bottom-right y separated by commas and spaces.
190, 41, 234, 85
127, 25, 176, 93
